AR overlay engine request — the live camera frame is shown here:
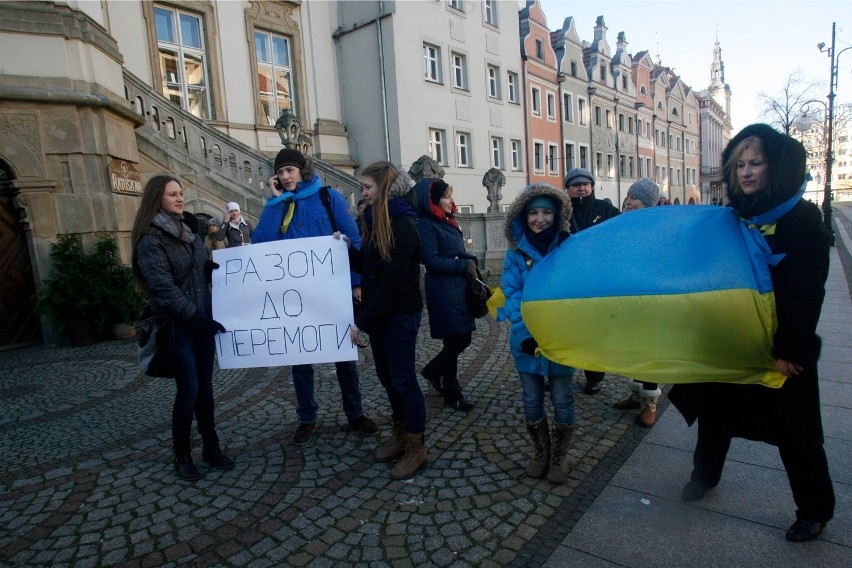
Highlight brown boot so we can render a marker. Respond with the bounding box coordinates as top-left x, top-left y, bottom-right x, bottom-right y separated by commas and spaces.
390, 432, 428, 480
613, 381, 642, 410
374, 421, 407, 463
525, 419, 550, 478
636, 388, 661, 427
547, 423, 575, 484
